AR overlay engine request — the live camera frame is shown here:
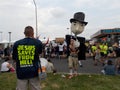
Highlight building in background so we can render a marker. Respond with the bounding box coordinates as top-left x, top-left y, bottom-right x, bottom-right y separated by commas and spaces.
91, 28, 120, 46
55, 38, 64, 43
